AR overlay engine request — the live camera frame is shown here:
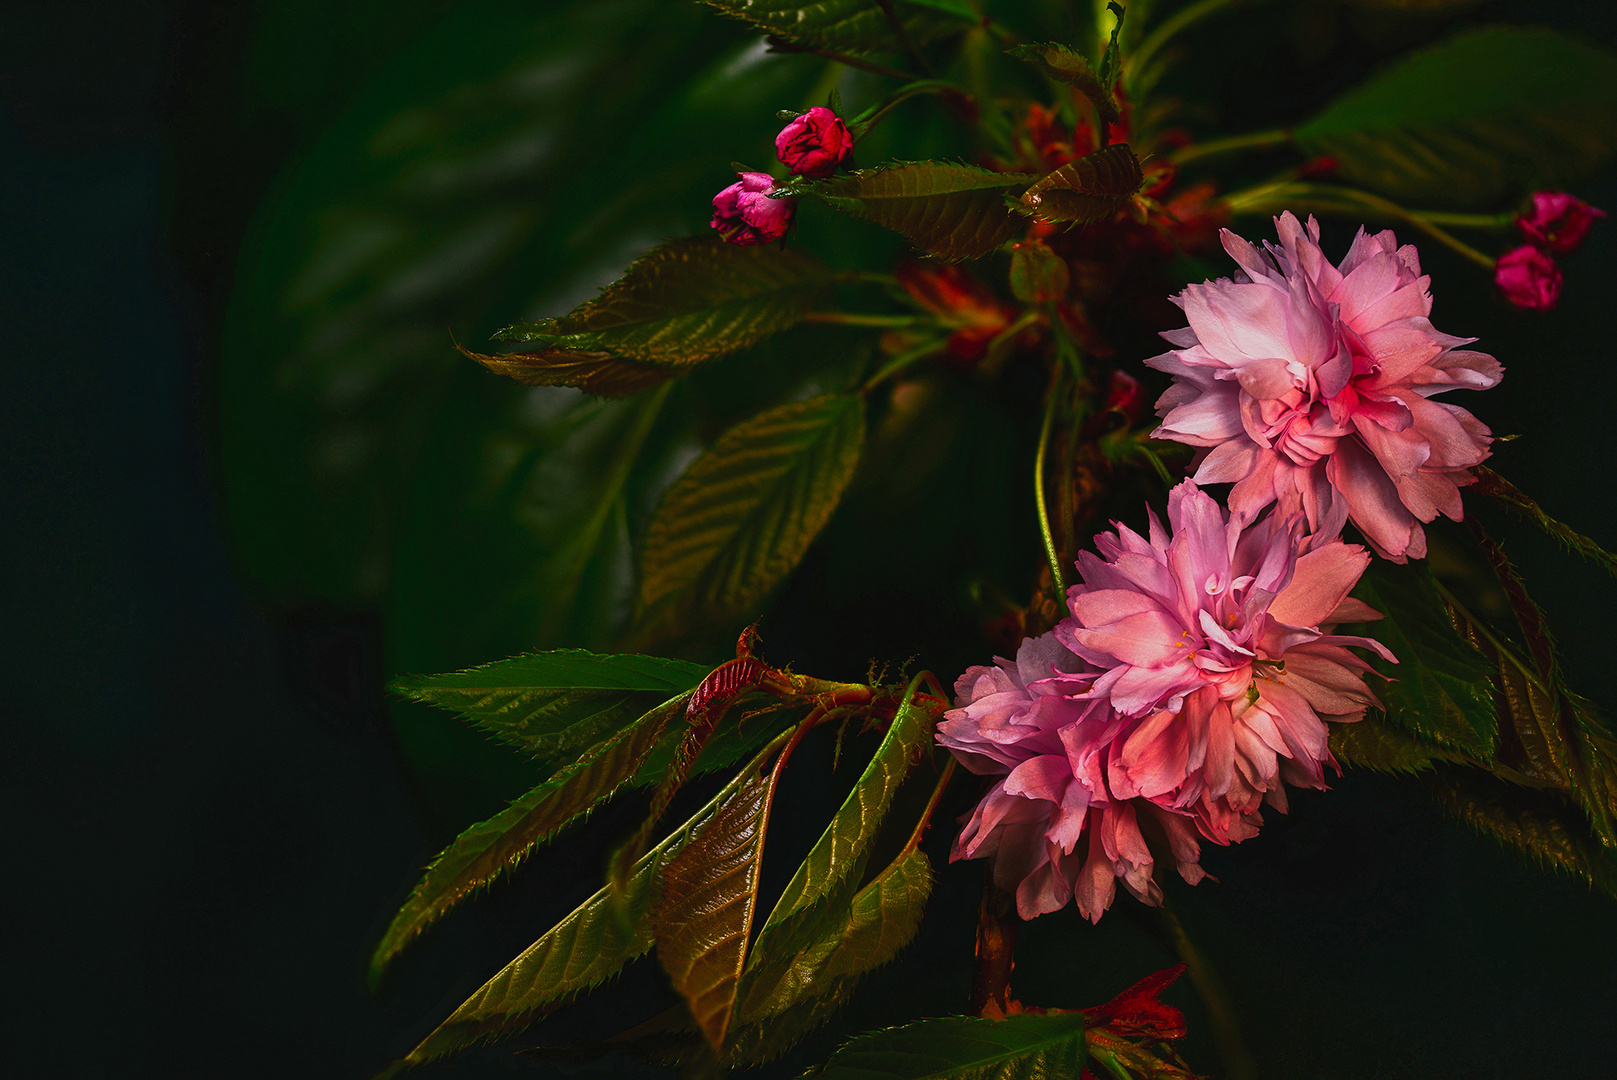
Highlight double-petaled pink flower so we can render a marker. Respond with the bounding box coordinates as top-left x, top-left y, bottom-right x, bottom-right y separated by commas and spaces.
939, 481, 1392, 921
1148, 213, 1502, 561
